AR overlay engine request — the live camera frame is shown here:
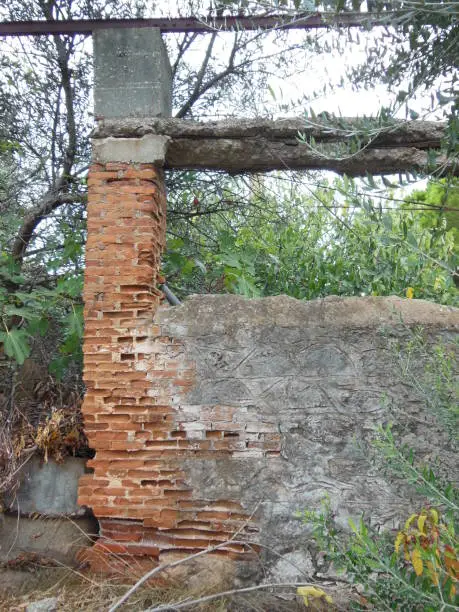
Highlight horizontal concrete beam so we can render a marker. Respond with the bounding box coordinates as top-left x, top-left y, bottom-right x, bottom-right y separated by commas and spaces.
92, 118, 454, 177
93, 117, 447, 147
164, 139, 452, 176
